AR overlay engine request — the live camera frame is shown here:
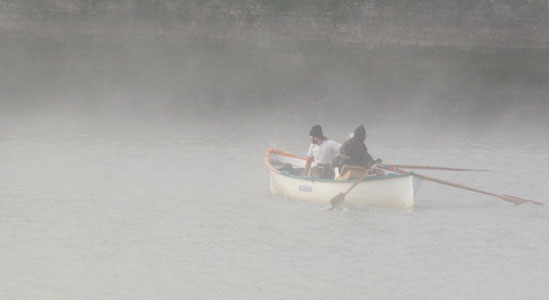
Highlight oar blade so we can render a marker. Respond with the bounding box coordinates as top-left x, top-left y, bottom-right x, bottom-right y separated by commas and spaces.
501, 195, 545, 206
330, 192, 346, 209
